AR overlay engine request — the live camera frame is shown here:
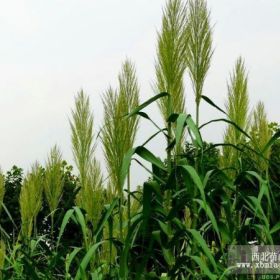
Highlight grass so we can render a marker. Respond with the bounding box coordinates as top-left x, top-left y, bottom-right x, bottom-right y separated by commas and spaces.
0, 0, 280, 279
